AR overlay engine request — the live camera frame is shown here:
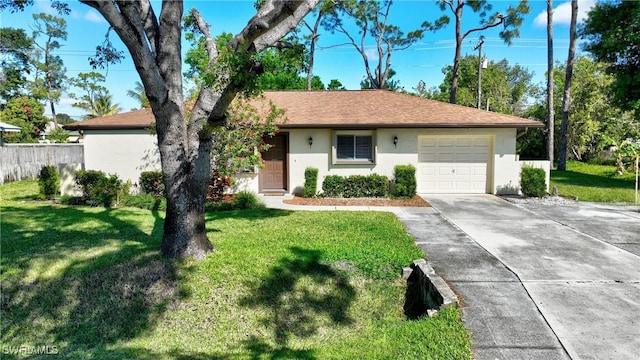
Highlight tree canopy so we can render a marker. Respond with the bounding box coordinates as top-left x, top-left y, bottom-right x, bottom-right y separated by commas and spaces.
521, 57, 639, 161
0, 27, 34, 102
581, 0, 640, 117
0, 96, 46, 143
436, 0, 530, 103
29, 12, 67, 126
415, 55, 534, 116
69, 71, 121, 119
